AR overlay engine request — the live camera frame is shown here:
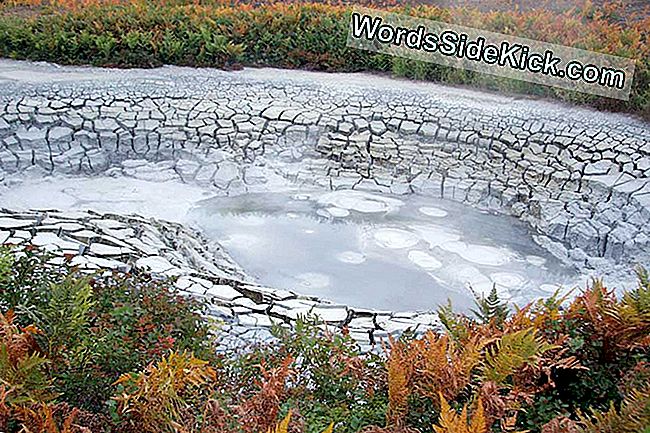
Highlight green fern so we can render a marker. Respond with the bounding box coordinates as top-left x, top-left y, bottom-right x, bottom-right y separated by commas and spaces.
0, 312, 54, 404
578, 386, 650, 433
471, 286, 509, 326
624, 267, 650, 313
605, 267, 650, 347
482, 328, 555, 384
0, 246, 12, 288
20, 274, 95, 358
637, 266, 650, 289
0, 347, 51, 404
437, 300, 472, 343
